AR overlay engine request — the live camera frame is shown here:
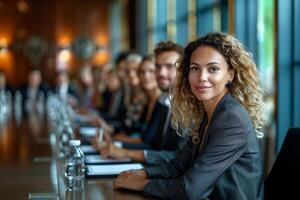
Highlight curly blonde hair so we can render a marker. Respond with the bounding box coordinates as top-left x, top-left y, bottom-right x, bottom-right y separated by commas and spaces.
171, 32, 266, 143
